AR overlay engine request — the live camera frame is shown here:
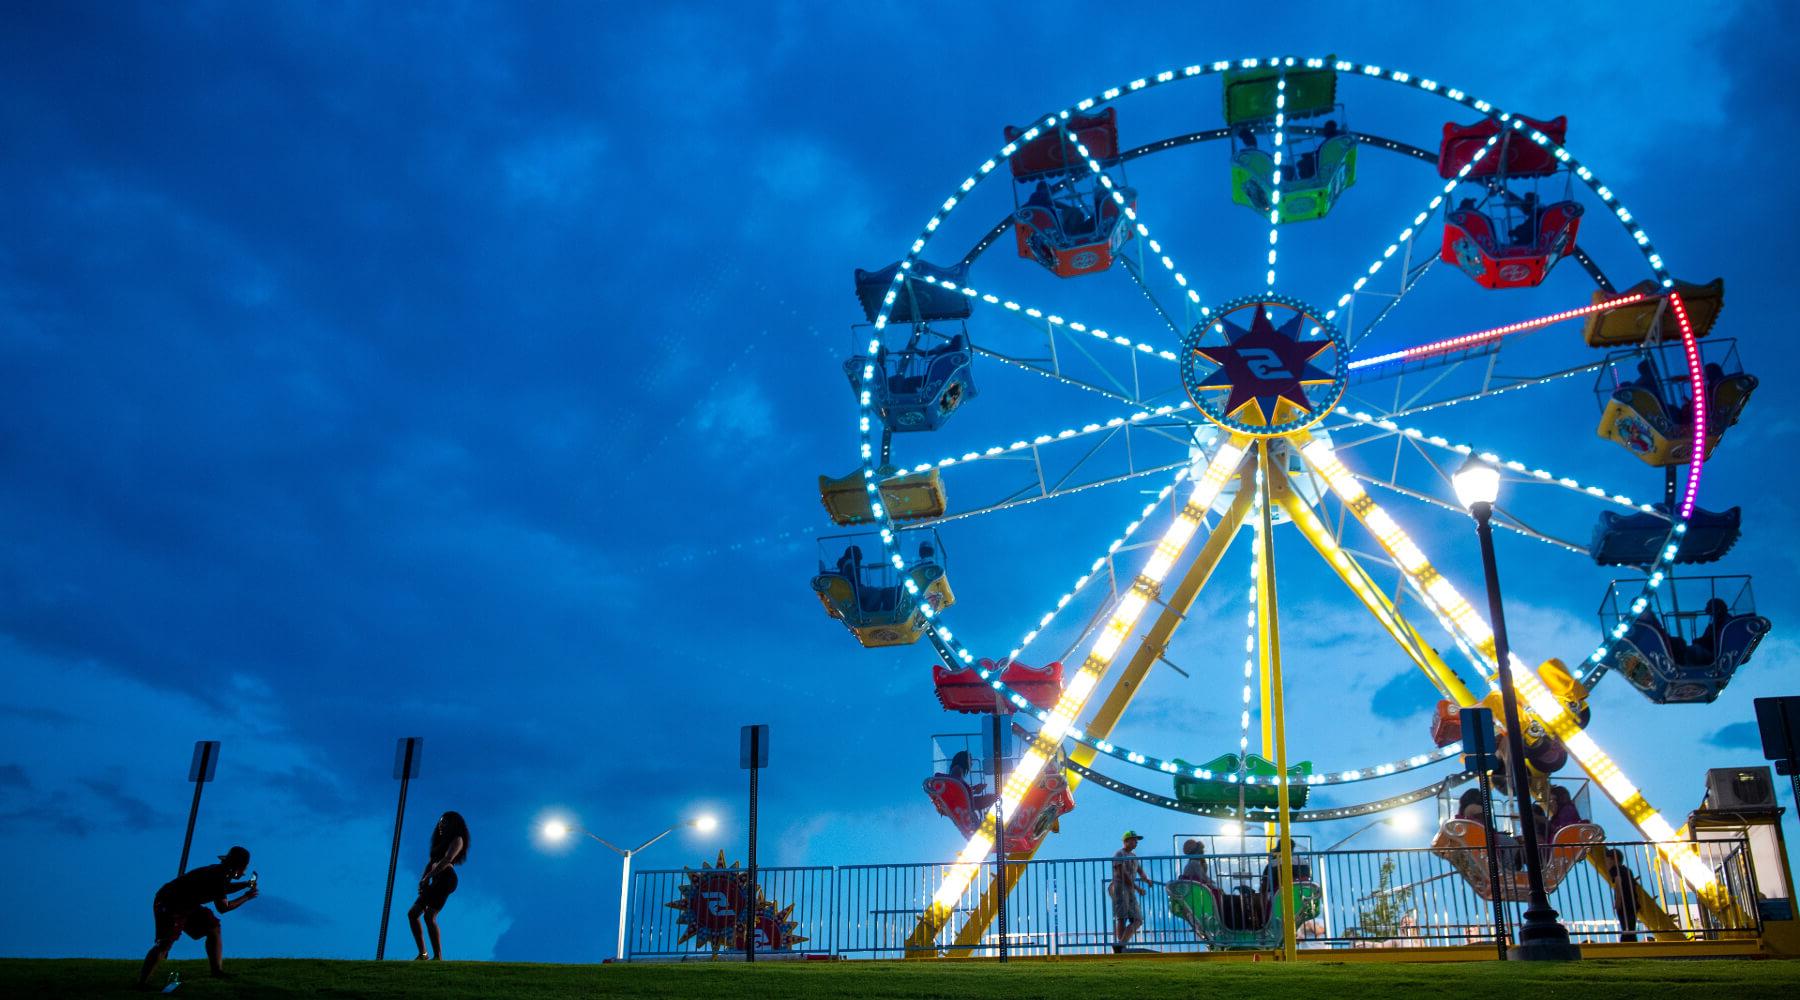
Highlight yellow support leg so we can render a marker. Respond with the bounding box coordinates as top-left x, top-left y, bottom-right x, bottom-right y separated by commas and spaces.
1256, 443, 1298, 963
905, 447, 1257, 957
935, 459, 1262, 956
1271, 465, 1482, 708
1293, 432, 1740, 912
